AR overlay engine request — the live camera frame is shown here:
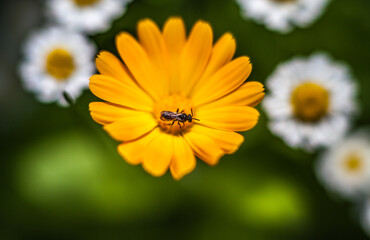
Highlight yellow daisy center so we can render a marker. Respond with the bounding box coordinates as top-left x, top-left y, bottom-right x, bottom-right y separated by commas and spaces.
73, 0, 100, 7
46, 48, 75, 81
153, 94, 195, 135
291, 82, 329, 123
344, 154, 363, 172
